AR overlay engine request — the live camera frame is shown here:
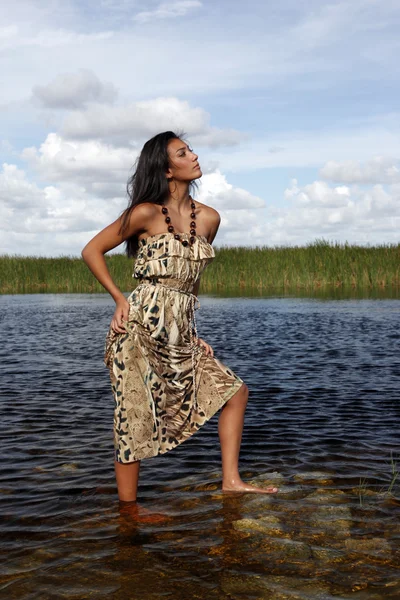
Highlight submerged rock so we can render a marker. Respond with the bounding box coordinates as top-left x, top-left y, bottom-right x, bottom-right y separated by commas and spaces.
232, 513, 313, 562
221, 572, 332, 599
345, 537, 392, 558
303, 488, 347, 504
308, 505, 352, 537
239, 493, 276, 512
233, 515, 287, 537
60, 463, 79, 471
311, 544, 345, 564
267, 537, 313, 560
247, 471, 286, 487
311, 505, 352, 518
294, 471, 334, 485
